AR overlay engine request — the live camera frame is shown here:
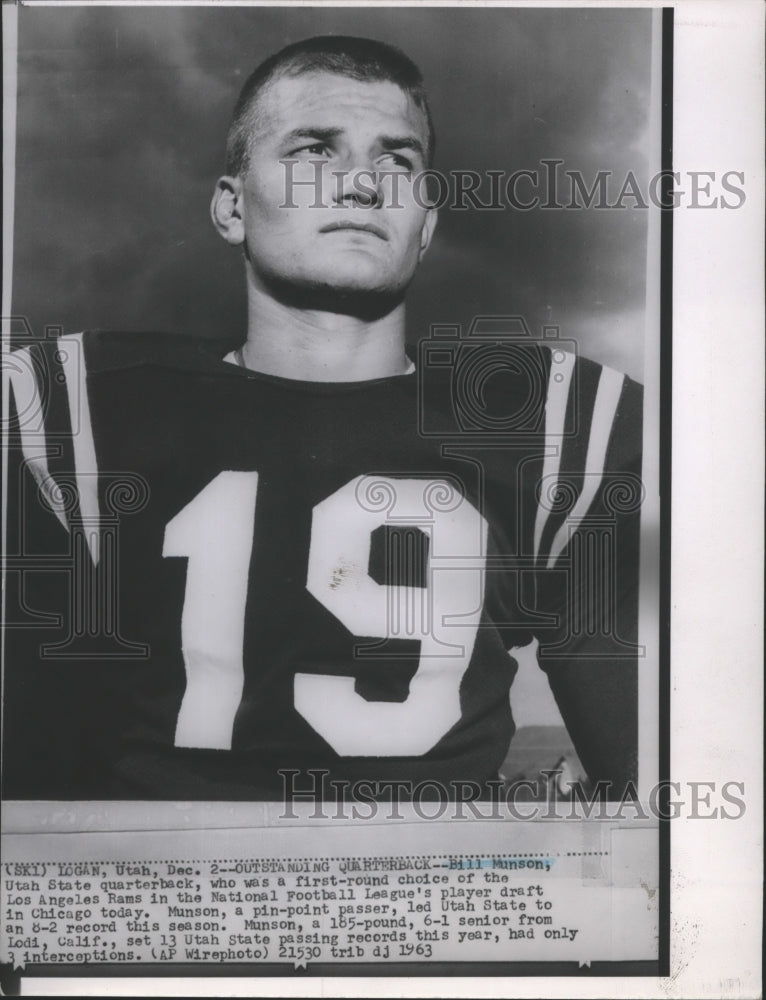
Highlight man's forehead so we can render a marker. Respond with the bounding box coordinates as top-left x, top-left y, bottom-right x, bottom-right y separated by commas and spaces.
254, 71, 427, 142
